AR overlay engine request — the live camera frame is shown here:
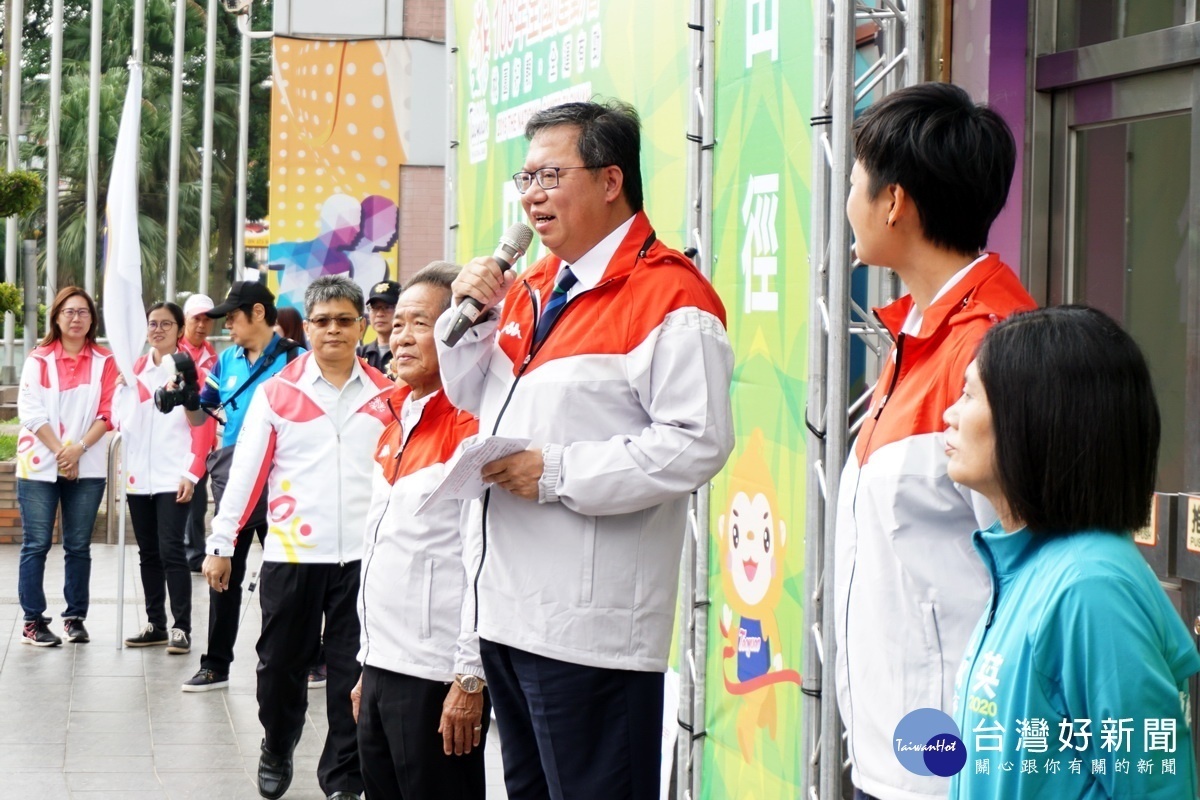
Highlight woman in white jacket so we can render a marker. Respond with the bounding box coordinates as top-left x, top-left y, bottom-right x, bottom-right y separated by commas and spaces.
16, 286, 118, 647
118, 302, 216, 654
